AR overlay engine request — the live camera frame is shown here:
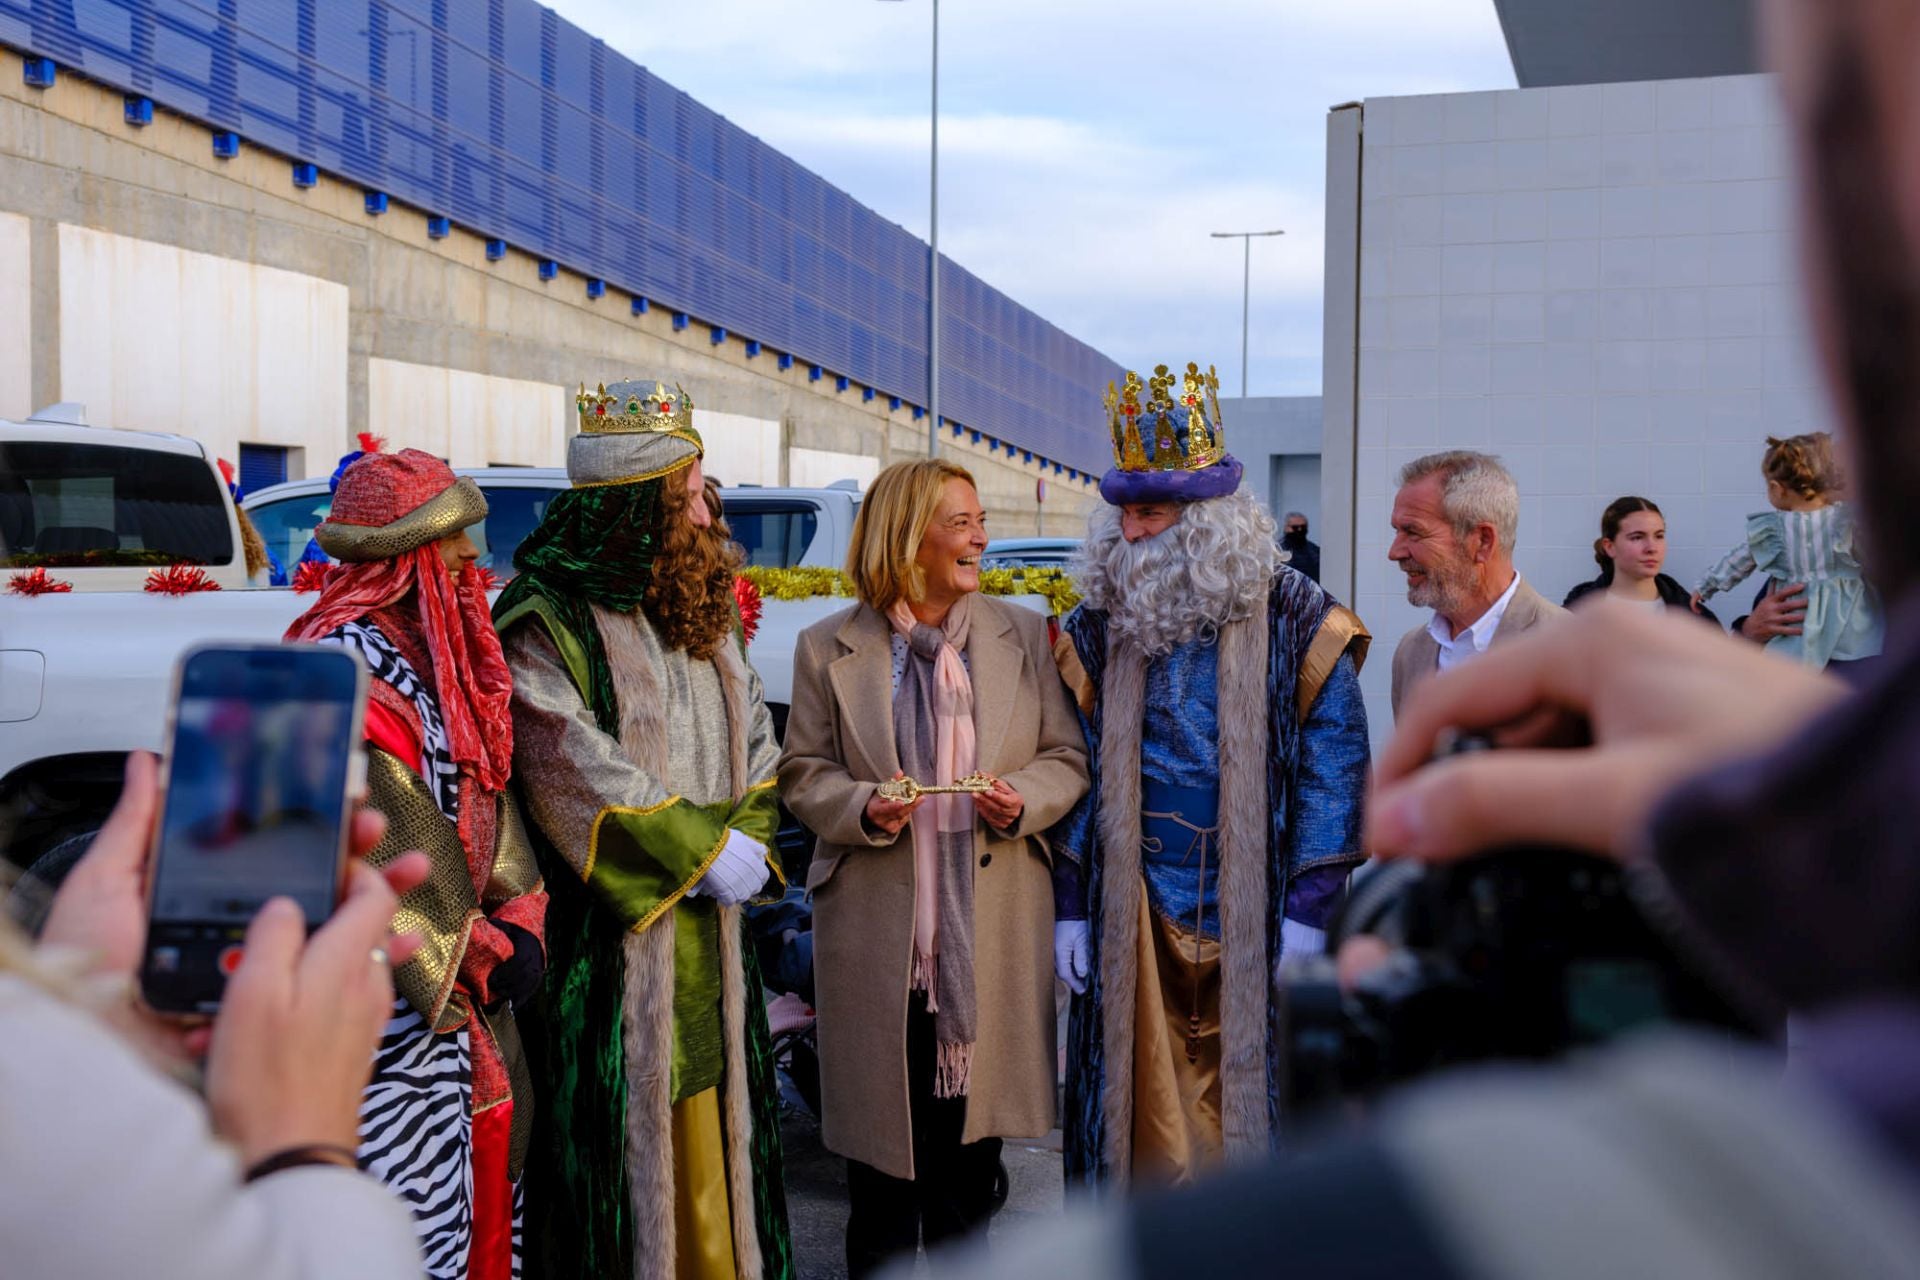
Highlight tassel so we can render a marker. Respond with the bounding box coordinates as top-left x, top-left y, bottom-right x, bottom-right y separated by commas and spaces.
934, 1039, 973, 1100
